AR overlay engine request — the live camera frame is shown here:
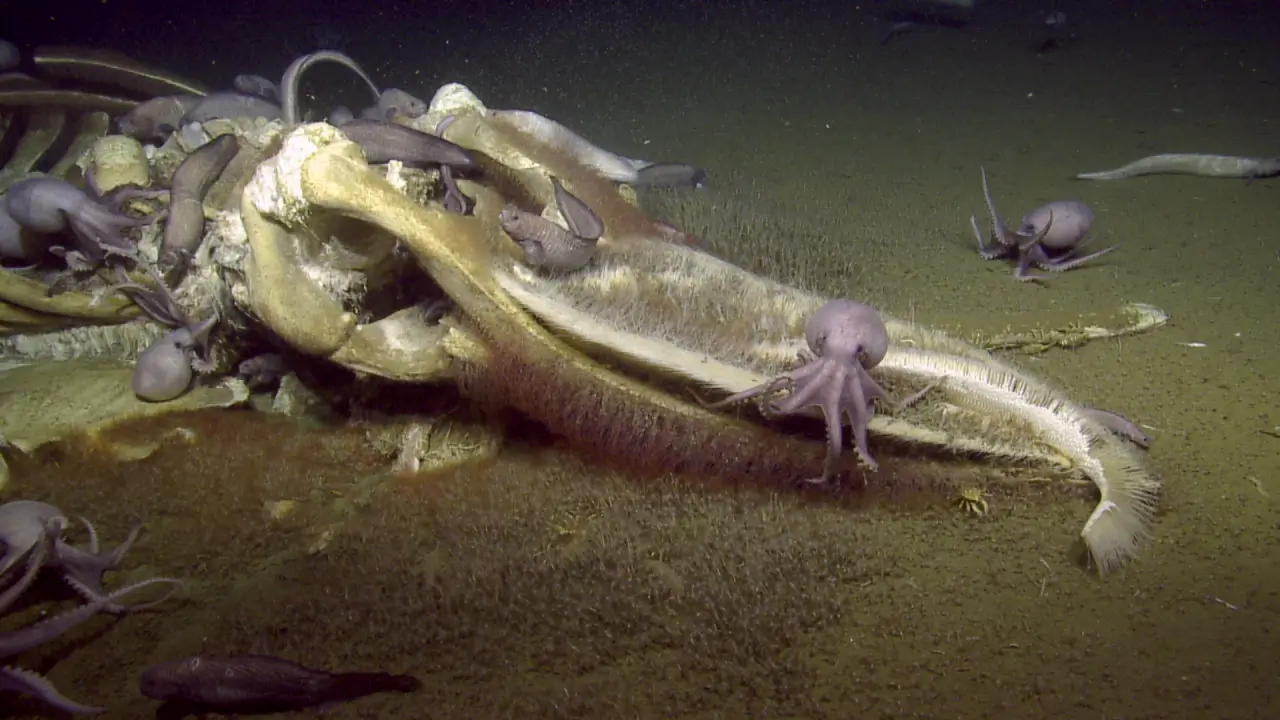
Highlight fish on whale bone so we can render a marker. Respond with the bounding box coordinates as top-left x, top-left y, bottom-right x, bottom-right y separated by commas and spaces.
500, 176, 605, 274
488, 110, 708, 188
